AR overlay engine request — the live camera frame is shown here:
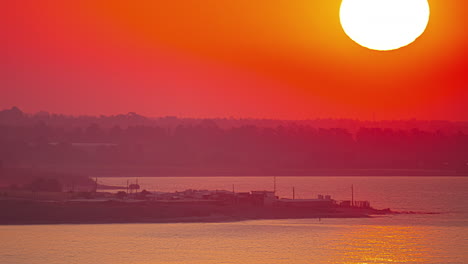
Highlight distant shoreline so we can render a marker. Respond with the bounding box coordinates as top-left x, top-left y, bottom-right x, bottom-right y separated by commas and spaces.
92, 169, 467, 178
97, 175, 467, 178
0, 199, 389, 225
